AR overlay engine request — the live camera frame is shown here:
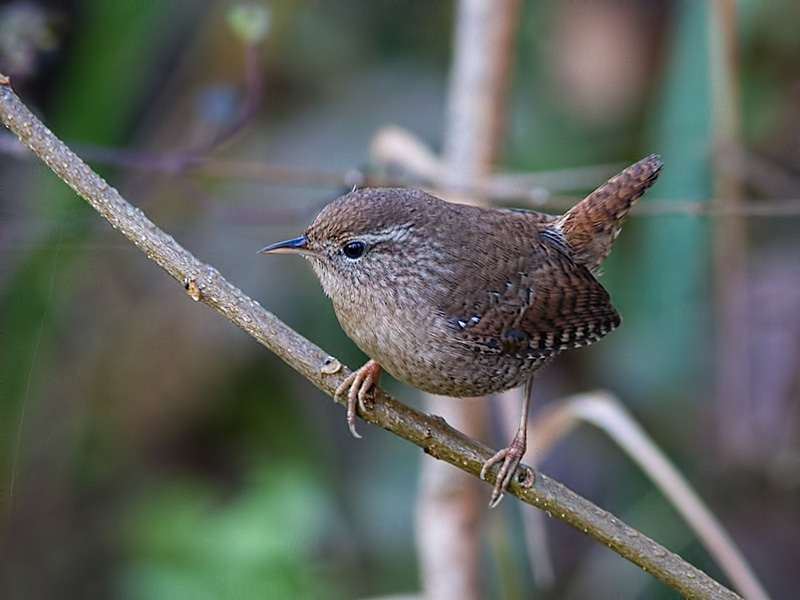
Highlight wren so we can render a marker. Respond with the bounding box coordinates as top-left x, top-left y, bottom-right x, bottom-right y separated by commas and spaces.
261, 155, 663, 506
